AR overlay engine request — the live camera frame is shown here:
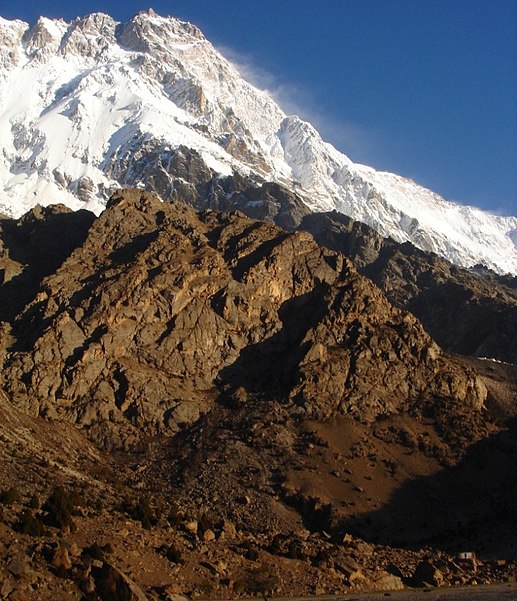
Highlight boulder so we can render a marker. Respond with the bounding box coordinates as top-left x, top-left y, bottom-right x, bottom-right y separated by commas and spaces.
412, 560, 446, 587
92, 562, 150, 601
